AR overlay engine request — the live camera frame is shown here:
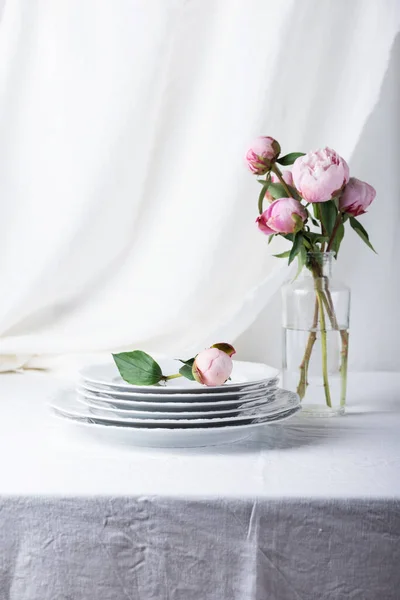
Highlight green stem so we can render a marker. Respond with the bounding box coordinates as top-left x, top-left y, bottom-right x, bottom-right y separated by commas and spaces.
296, 259, 325, 401
316, 289, 332, 408
271, 164, 294, 198
297, 256, 348, 409
296, 299, 319, 400
312, 204, 328, 245
340, 330, 349, 407
326, 214, 342, 252
320, 285, 349, 408
320, 289, 335, 322
163, 373, 182, 381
